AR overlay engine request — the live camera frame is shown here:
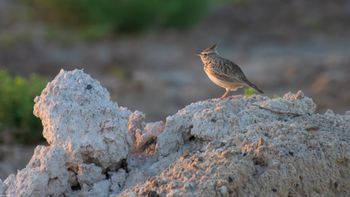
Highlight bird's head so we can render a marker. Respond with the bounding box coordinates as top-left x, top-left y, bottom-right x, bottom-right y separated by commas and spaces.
197, 43, 218, 61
